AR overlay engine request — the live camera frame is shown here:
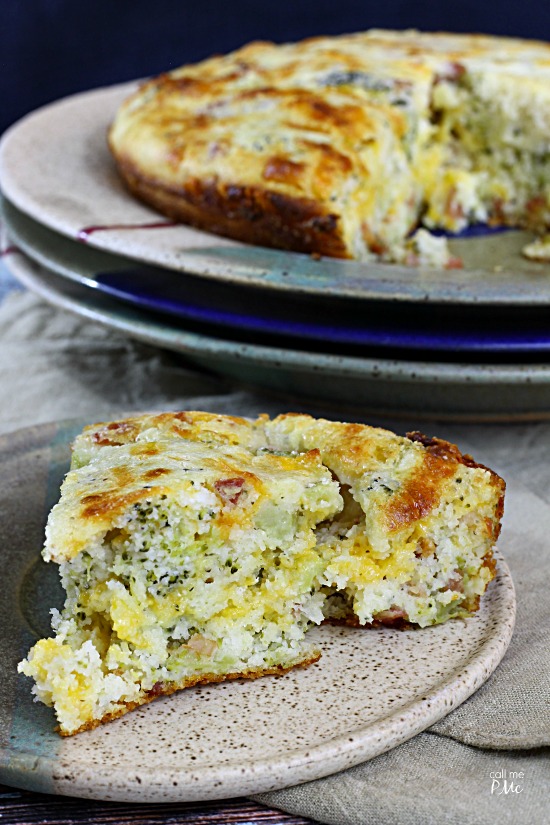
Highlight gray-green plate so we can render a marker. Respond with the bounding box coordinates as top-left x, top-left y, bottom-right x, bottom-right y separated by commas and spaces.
1, 82, 550, 304
0, 420, 515, 802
